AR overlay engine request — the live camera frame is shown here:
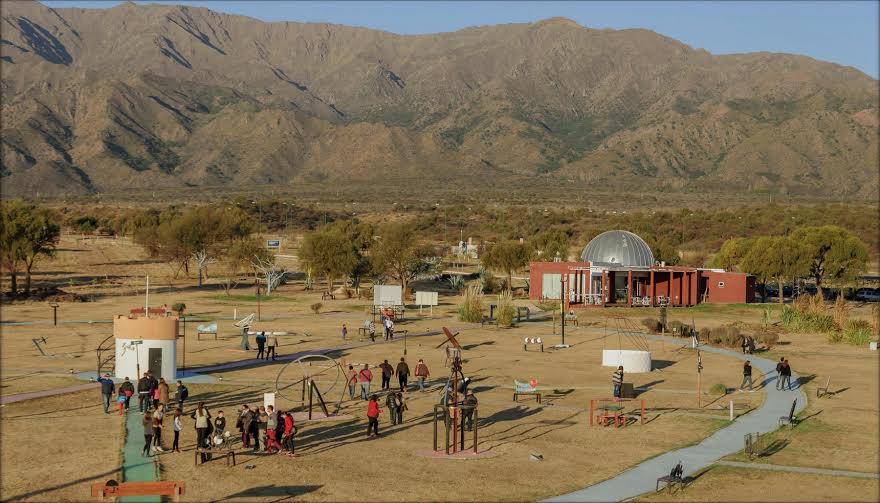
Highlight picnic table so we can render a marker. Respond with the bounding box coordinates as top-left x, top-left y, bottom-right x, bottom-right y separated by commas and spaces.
595, 404, 626, 427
